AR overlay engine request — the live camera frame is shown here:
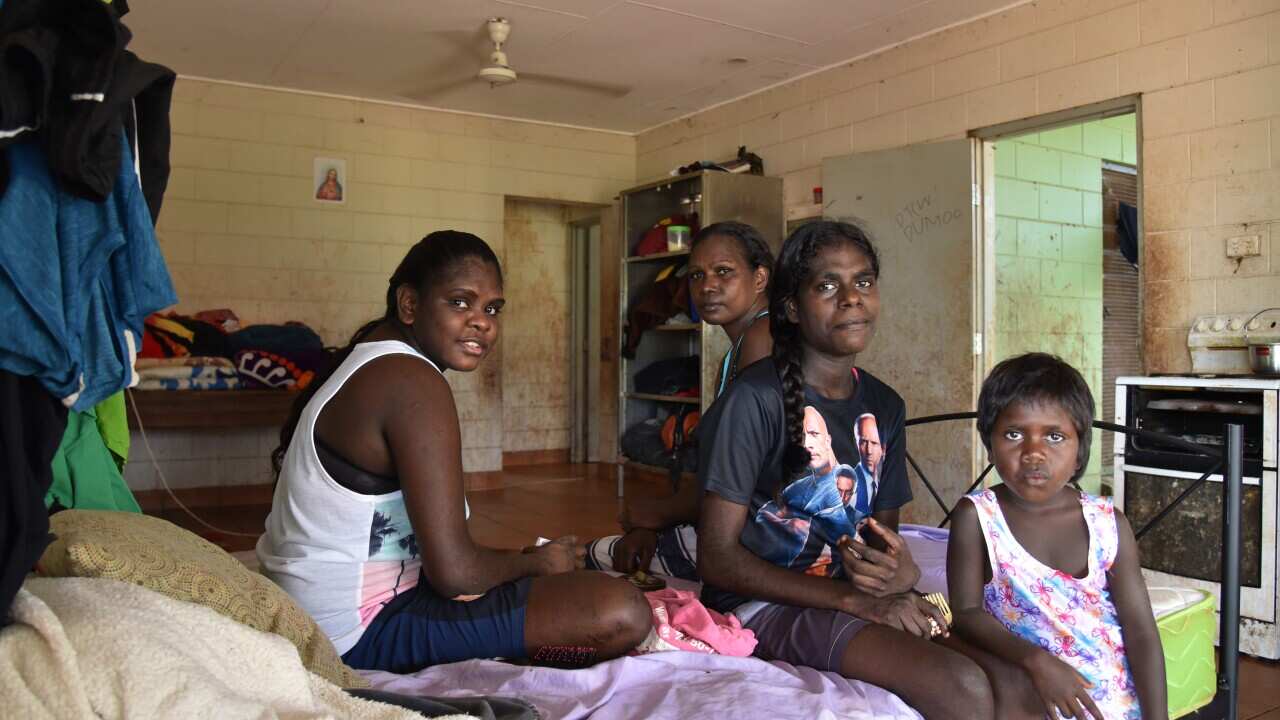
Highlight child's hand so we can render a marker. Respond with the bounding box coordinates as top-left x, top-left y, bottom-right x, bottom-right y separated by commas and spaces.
1024, 650, 1104, 720
525, 535, 586, 575
838, 519, 921, 596
861, 593, 950, 639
